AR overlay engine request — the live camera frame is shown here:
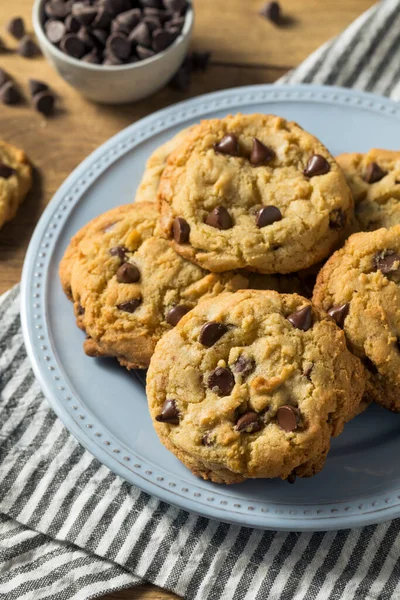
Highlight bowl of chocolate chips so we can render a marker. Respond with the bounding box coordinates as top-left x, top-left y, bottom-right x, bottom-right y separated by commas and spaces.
33, 0, 193, 104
